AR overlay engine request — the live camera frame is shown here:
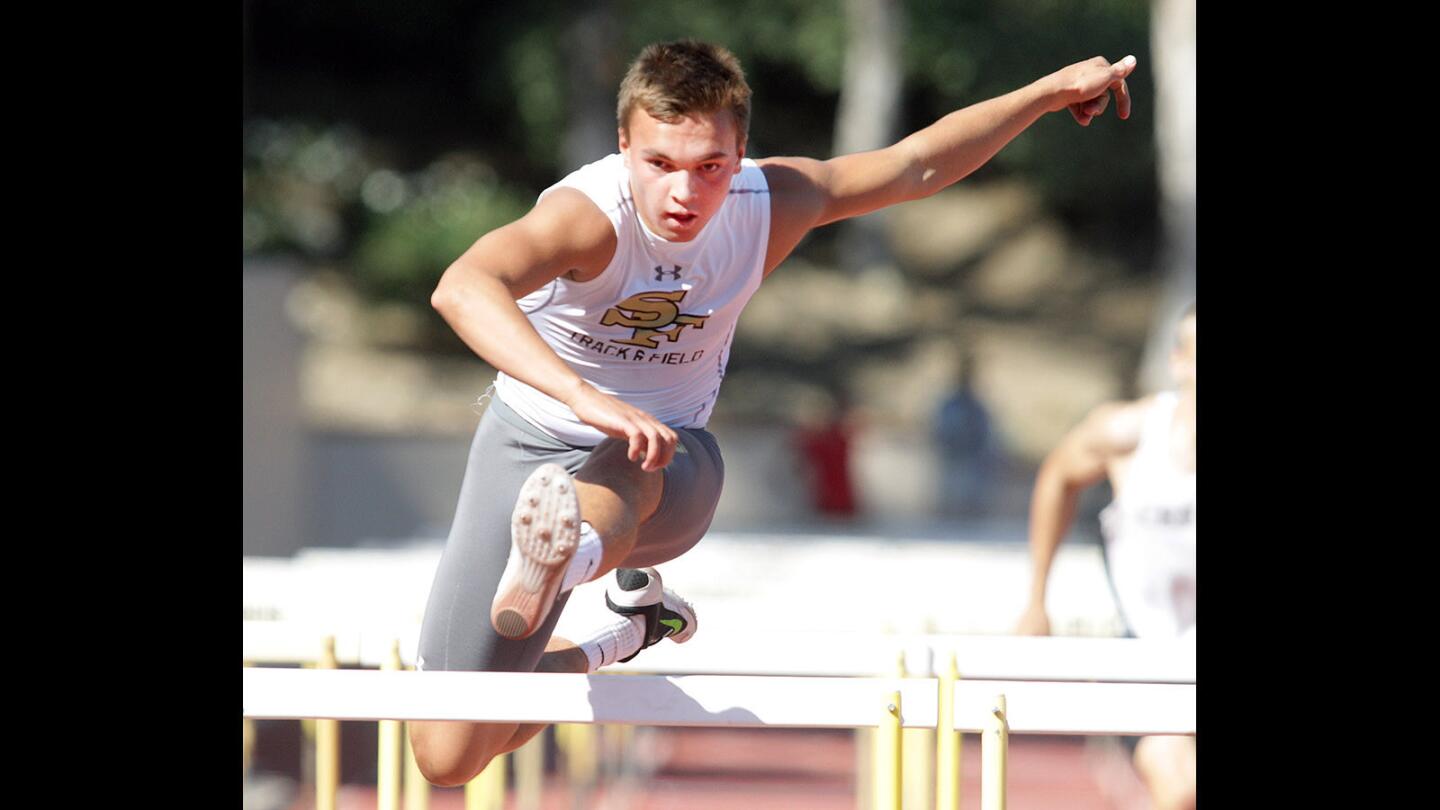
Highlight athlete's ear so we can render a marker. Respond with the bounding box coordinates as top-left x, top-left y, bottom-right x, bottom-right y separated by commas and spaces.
734, 139, 746, 172
618, 127, 630, 165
